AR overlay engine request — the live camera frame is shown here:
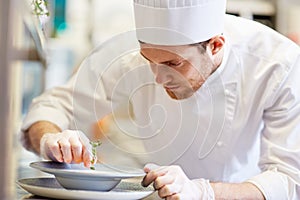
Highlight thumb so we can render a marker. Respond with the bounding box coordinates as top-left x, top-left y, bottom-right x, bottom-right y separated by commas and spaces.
144, 163, 161, 173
